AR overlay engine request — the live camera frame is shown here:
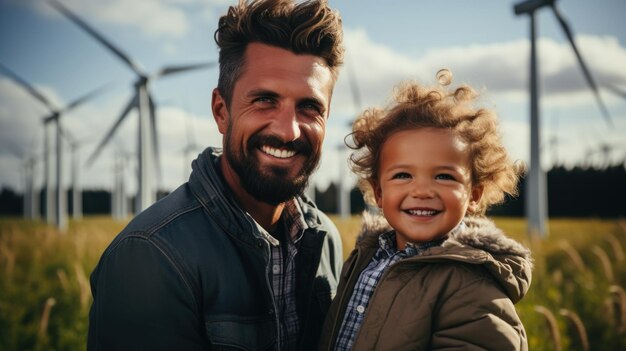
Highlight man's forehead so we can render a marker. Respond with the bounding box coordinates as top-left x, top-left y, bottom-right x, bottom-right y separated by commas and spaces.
238, 43, 334, 99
